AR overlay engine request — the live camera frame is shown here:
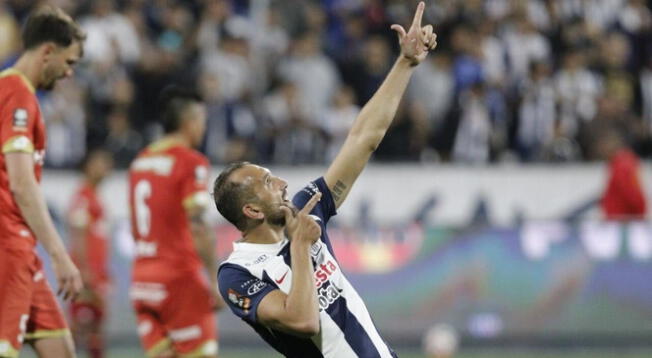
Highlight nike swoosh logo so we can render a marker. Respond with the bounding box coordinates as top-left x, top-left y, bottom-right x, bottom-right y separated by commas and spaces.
275, 270, 289, 285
